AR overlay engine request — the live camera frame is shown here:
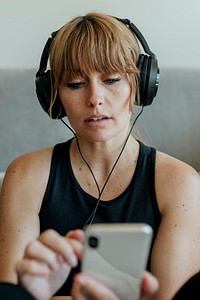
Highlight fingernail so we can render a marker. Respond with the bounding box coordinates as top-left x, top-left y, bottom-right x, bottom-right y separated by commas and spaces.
69, 255, 78, 267
76, 275, 86, 286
